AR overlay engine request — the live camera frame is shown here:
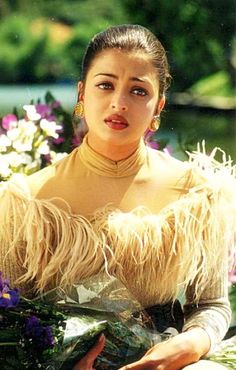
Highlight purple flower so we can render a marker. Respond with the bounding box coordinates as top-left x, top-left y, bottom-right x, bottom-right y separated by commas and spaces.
53, 137, 65, 145
43, 153, 52, 164
47, 114, 58, 122
144, 130, 154, 142
2, 114, 17, 130
36, 104, 52, 119
146, 140, 159, 150
0, 272, 20, 308
51, 100, 61, 109
25, 315, 55, 350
